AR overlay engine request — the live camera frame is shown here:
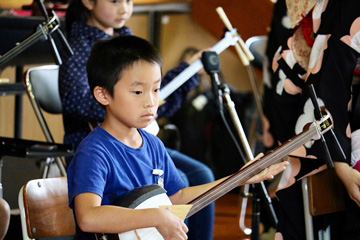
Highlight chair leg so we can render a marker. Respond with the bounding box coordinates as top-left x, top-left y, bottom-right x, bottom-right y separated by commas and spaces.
317, 225, 331, 240
54, 157, 67, 176
302, 178, 314, 240
41, 157, 66, 178
41, 158, 51, 178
